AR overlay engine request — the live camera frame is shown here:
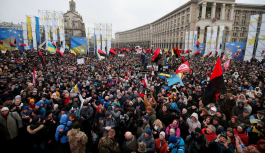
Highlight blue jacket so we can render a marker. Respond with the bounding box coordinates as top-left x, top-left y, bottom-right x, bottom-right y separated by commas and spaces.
55, 114, 71, 143
168, 137, 185, 153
